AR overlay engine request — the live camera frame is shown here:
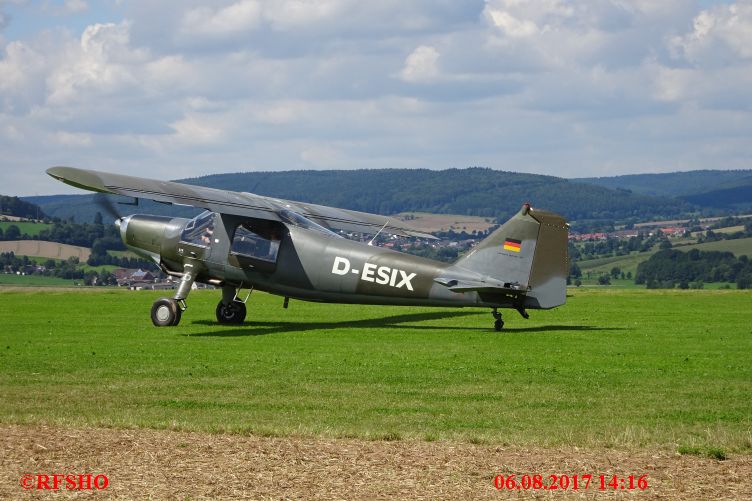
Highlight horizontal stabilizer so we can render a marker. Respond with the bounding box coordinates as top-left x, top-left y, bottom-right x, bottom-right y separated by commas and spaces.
433, 276, 527, 294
